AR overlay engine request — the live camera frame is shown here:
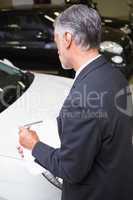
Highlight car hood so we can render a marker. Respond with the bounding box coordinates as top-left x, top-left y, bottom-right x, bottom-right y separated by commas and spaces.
0, 73, 73, 160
